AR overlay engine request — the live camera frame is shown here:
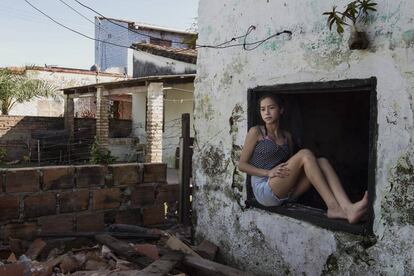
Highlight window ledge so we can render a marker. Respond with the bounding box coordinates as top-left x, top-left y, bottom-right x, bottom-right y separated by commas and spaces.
245, 199, 371, 235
